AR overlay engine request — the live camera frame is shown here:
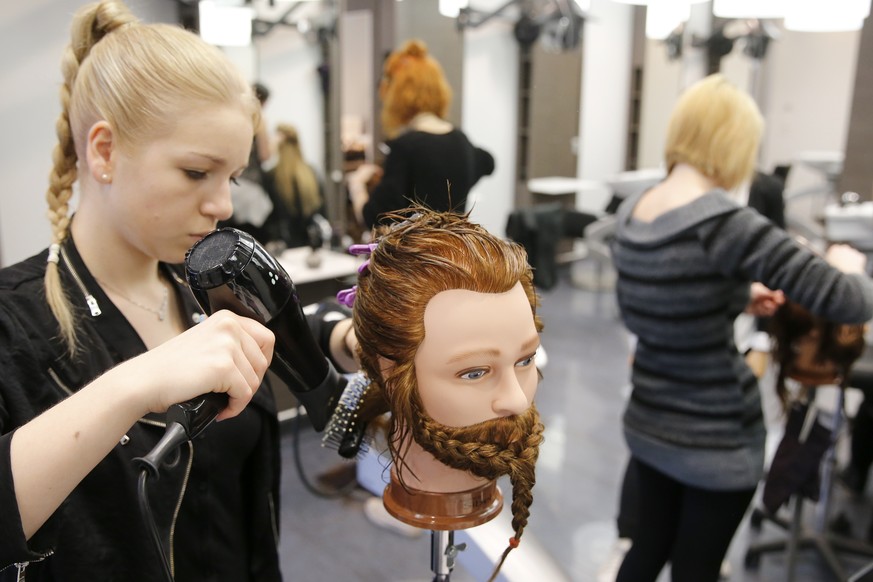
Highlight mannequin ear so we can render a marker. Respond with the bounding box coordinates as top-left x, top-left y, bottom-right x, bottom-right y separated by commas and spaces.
377, 356, 395, 378
85, 120, 115, 183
